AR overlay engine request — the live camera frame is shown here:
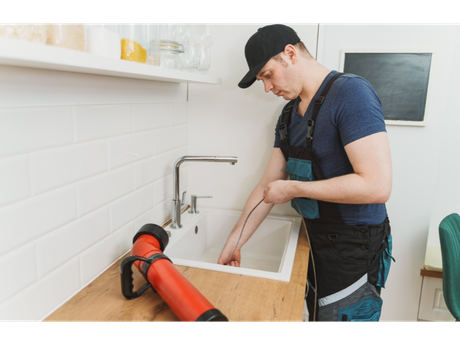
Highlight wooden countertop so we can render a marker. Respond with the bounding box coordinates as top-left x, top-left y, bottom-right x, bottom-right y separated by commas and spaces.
45, 221, 309, 322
